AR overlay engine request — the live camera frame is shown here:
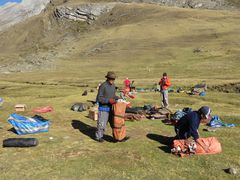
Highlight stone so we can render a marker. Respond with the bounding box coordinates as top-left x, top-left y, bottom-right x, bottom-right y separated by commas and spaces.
224, 168, 238, 175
